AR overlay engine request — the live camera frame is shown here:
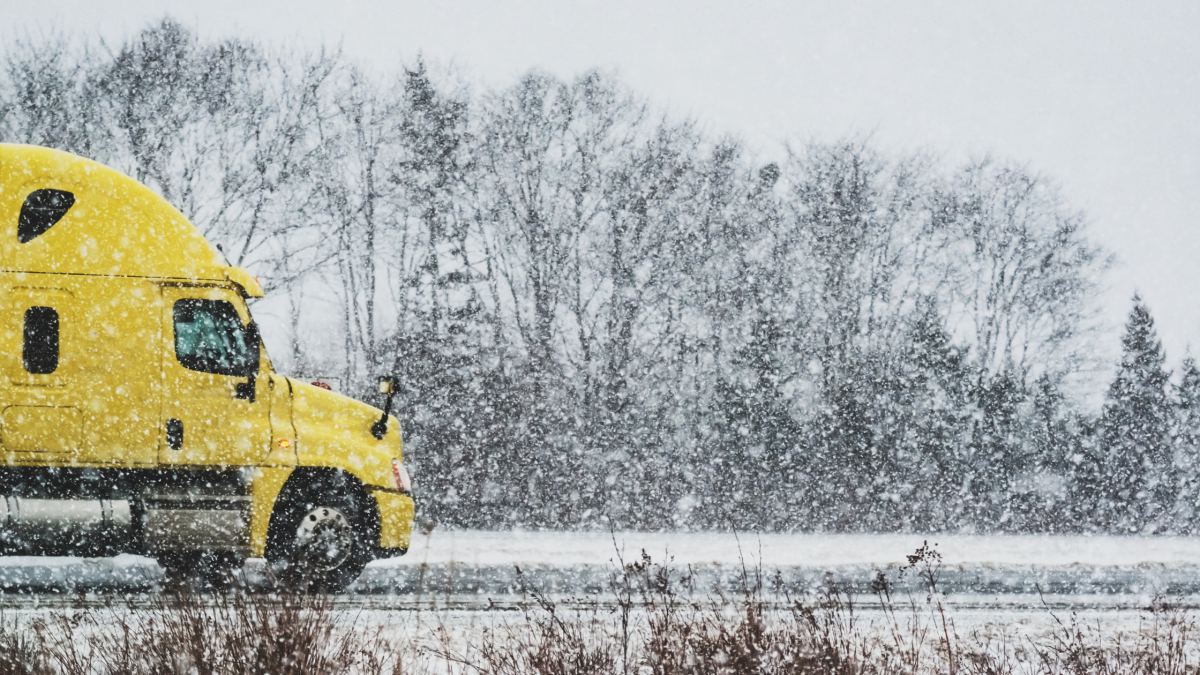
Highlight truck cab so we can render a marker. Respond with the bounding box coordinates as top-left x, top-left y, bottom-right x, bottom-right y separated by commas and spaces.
0, 144, 414, 590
